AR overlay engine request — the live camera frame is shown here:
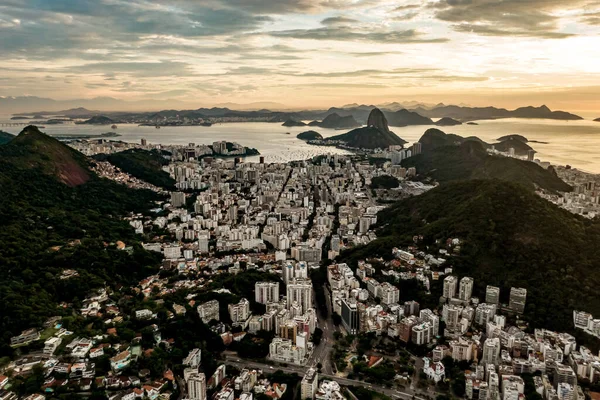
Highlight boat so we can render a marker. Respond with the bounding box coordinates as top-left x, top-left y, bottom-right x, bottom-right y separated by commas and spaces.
286, 132, 291, 135
111, 124, 118, 129
155, 125, 160, 129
